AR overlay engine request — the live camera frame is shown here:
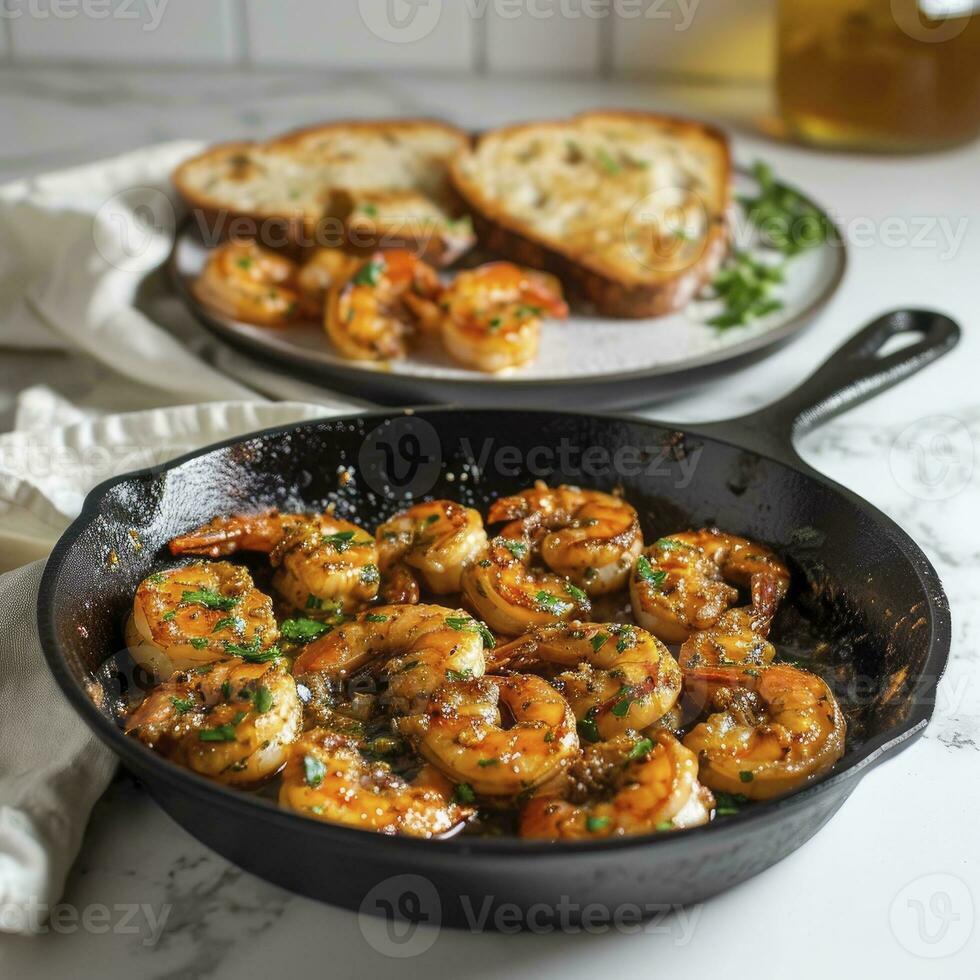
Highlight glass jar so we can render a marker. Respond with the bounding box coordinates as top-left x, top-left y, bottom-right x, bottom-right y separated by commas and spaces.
777, 0, 980, 151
